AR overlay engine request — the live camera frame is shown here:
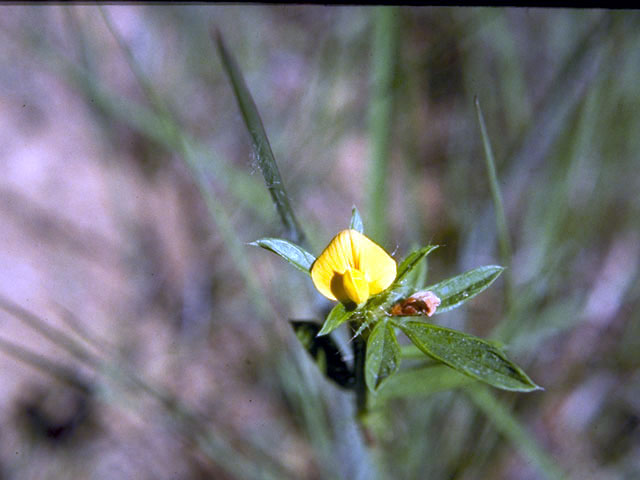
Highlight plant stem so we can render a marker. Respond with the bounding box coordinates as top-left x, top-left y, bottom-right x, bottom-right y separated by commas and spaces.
353, 334, 368, 418
367, 7, 399, 246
